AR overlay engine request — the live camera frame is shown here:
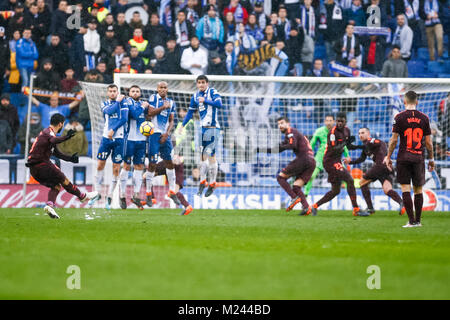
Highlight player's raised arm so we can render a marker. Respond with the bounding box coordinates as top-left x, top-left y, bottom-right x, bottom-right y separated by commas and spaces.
180, 96, 197, 128
102, 98, 121, 115
53, 146, 78, 163
108, 101, 129, 139
349, 149, 367, 165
